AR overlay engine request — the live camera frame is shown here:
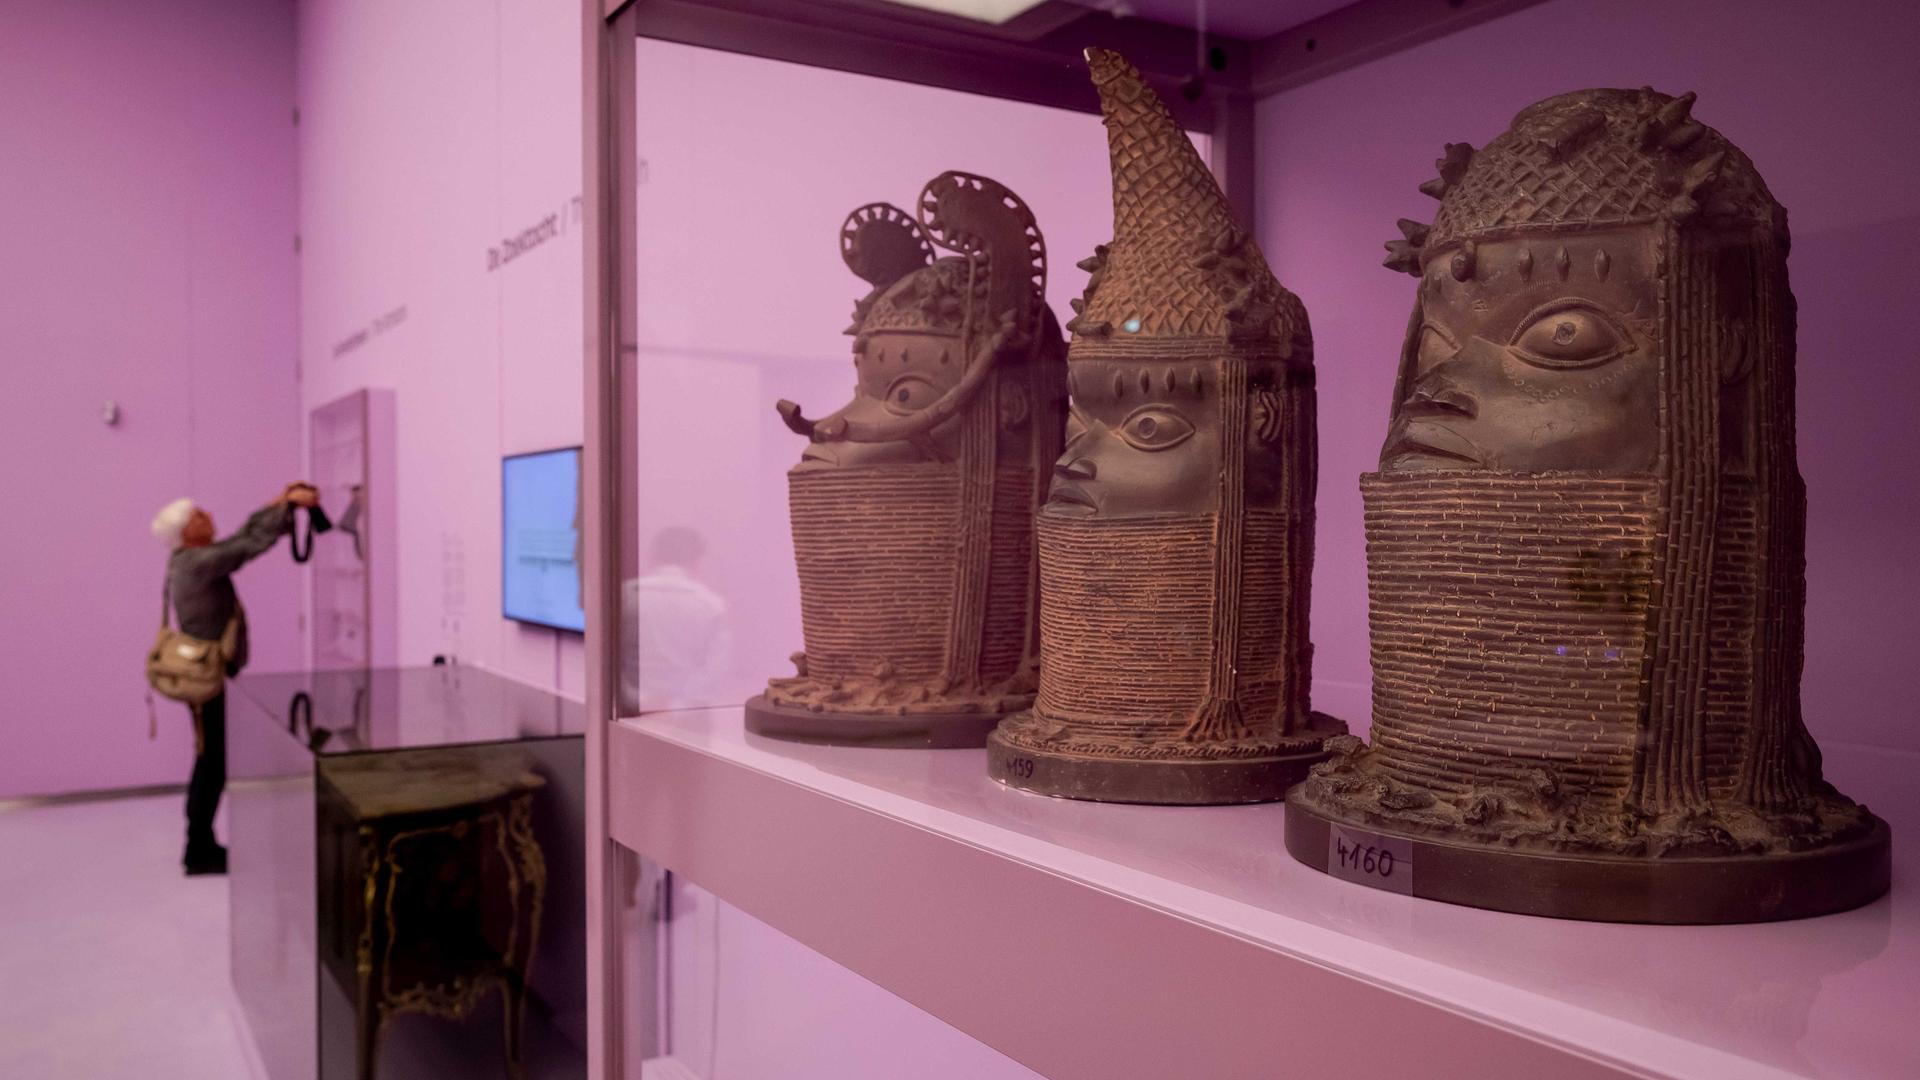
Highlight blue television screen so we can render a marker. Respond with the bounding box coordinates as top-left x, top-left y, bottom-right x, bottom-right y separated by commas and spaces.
502, 447, 586, 633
